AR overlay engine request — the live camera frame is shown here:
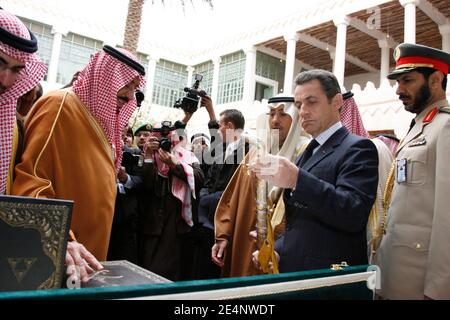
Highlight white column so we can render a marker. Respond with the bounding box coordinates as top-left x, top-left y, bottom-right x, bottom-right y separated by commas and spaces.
186, 66, 195, 87
47, 25, 68, 84
333, 15, 350, 87
243, 46, 257, 104
439, 23, 450, 53
211, 57, 221, 105
400, 0, 418, 44
283, 32, 299, 95
329, 49, 336, 73
378, 39, 391, 85
144, 56, 159, 105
